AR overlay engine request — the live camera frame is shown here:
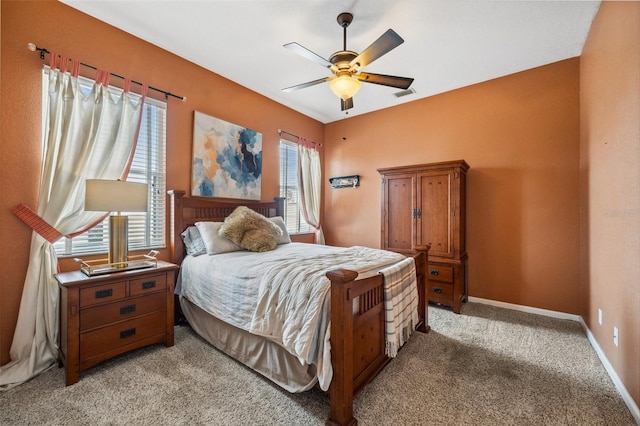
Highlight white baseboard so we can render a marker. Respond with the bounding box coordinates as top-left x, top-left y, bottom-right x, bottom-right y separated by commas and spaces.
467, 296, 582, 321
467, 297, 640, 424
579, 317, 640, 425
